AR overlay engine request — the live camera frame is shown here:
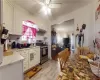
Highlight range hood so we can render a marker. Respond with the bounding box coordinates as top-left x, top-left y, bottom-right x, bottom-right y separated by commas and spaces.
37, 28, 46, 35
